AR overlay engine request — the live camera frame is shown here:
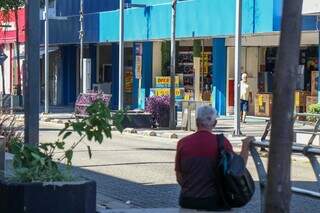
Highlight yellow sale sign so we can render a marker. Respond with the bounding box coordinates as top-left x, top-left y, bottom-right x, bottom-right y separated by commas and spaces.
155, 76, 179, 88
155, 88, 181, 97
